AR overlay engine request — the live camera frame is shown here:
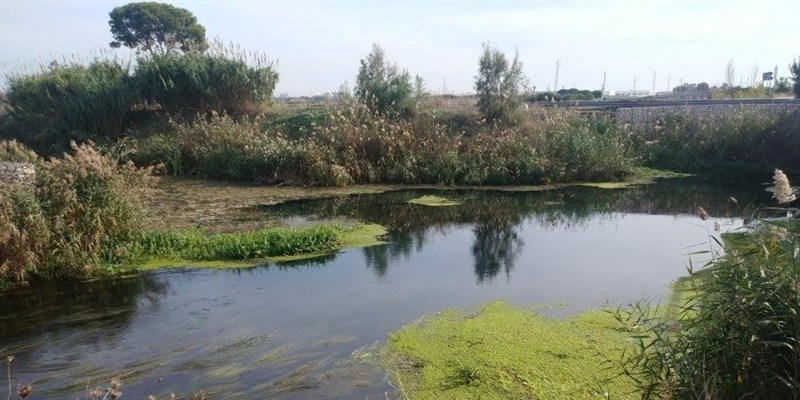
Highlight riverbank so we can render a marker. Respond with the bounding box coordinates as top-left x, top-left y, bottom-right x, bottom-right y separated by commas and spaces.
145, 169, 679, 233
0, 136, 680, 291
